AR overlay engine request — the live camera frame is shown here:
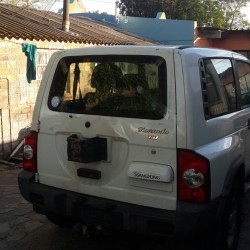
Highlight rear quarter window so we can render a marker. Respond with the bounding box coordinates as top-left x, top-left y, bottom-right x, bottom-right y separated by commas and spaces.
200, 58, 236, 119
48, 55, 167, 120
236, 60, 250, 108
